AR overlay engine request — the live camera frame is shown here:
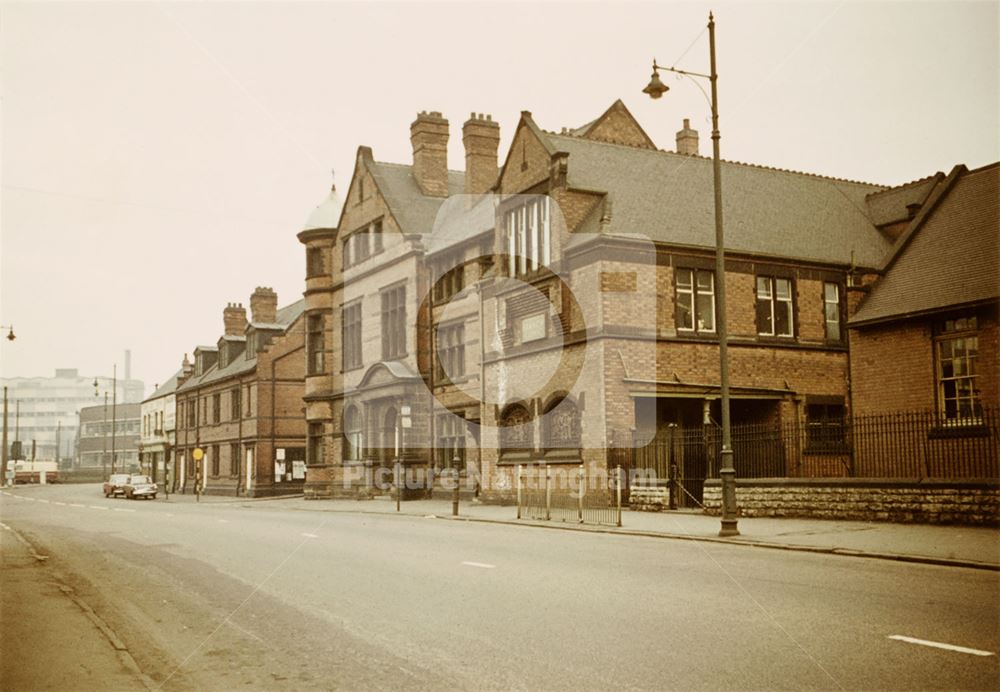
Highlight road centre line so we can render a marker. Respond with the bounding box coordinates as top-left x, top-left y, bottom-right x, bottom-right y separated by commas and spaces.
89, 506, 109, 511
37, 499, 49, 503
113, 508, 136, 512
69, 503, 86, 508
461, 561, 496, 569
888, 635, 994, 657
53, 501, 66, 505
